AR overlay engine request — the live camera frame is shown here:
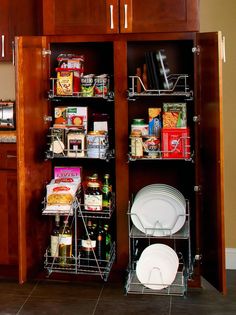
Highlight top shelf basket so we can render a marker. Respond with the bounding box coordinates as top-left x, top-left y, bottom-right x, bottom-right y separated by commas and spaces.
128, 74, 193, 99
